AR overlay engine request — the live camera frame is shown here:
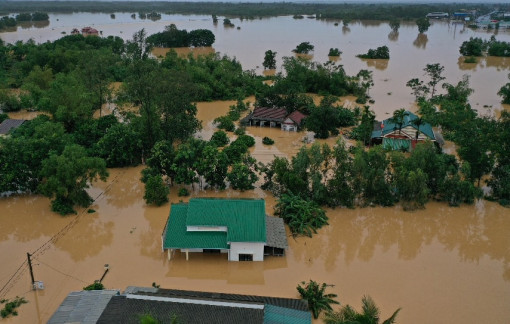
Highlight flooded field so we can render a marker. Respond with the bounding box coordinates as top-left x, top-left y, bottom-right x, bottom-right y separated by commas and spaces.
1, 12, 510, 324
3, 14, 510, 117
